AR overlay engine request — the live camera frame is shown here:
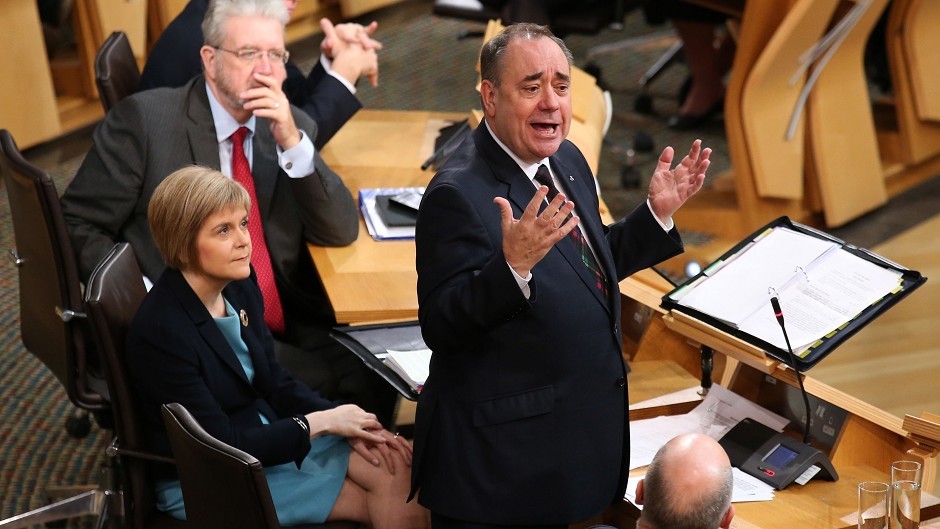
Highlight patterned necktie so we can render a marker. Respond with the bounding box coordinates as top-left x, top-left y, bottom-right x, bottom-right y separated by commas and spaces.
230, 127, 286, 333
534, 164, 608, 297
